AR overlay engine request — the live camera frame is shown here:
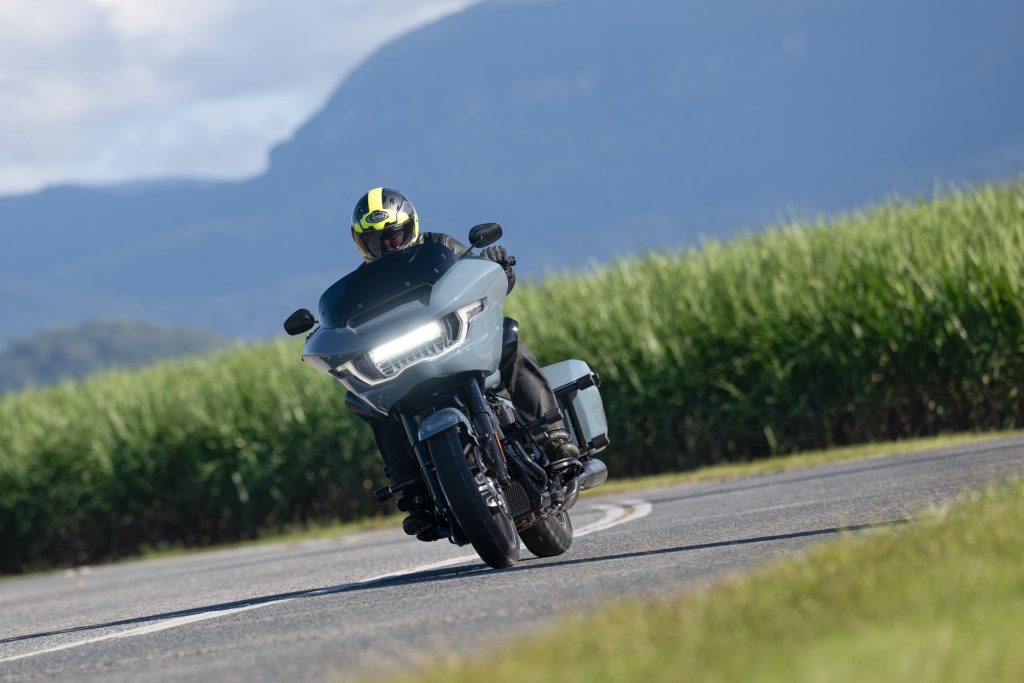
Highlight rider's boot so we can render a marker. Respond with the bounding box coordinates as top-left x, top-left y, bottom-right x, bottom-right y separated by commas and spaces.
397, 486, 439, 542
